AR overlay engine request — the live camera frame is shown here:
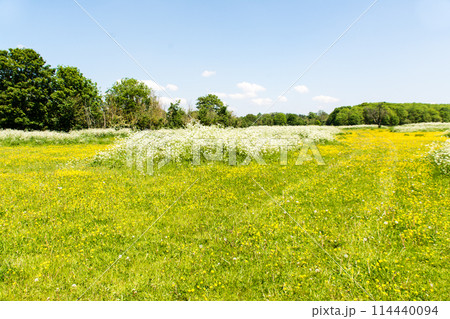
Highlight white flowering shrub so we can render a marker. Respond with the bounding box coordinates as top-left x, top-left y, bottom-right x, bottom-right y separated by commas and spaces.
94, 124, 340, 168
393, 123, 450, 132
429, 139, 450, 175
0, 128, 132, 145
